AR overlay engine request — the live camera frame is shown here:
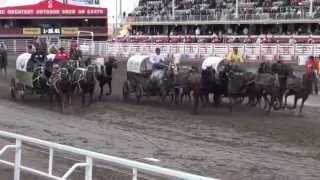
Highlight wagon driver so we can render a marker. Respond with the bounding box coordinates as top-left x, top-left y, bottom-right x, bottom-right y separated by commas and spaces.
54, 47, 69, 67
150, 47, 165, 71
227, 47, 243, 65
69, 41, 82, 68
